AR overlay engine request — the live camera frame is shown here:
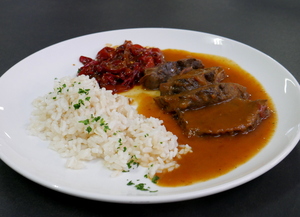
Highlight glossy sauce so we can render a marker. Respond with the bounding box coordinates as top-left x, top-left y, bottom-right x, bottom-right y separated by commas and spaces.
127, 49, 277, 187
